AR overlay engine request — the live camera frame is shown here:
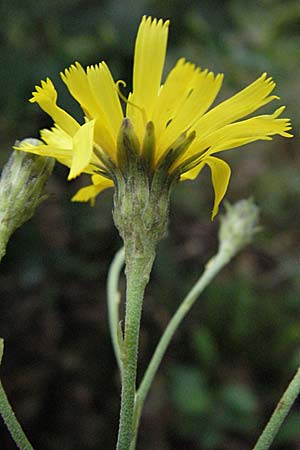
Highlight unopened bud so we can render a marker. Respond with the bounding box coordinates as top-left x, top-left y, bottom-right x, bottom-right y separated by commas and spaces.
218, 198, 260, 259
0, 139, 55, 261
